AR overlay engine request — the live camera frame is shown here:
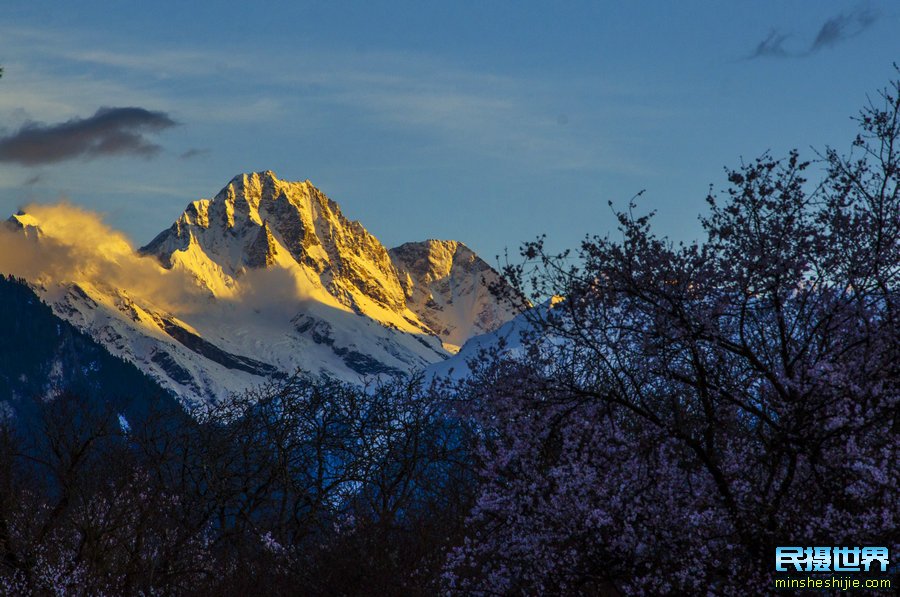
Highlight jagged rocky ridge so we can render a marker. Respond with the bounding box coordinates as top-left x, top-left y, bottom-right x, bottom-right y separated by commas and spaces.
6, 172, 519, 405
